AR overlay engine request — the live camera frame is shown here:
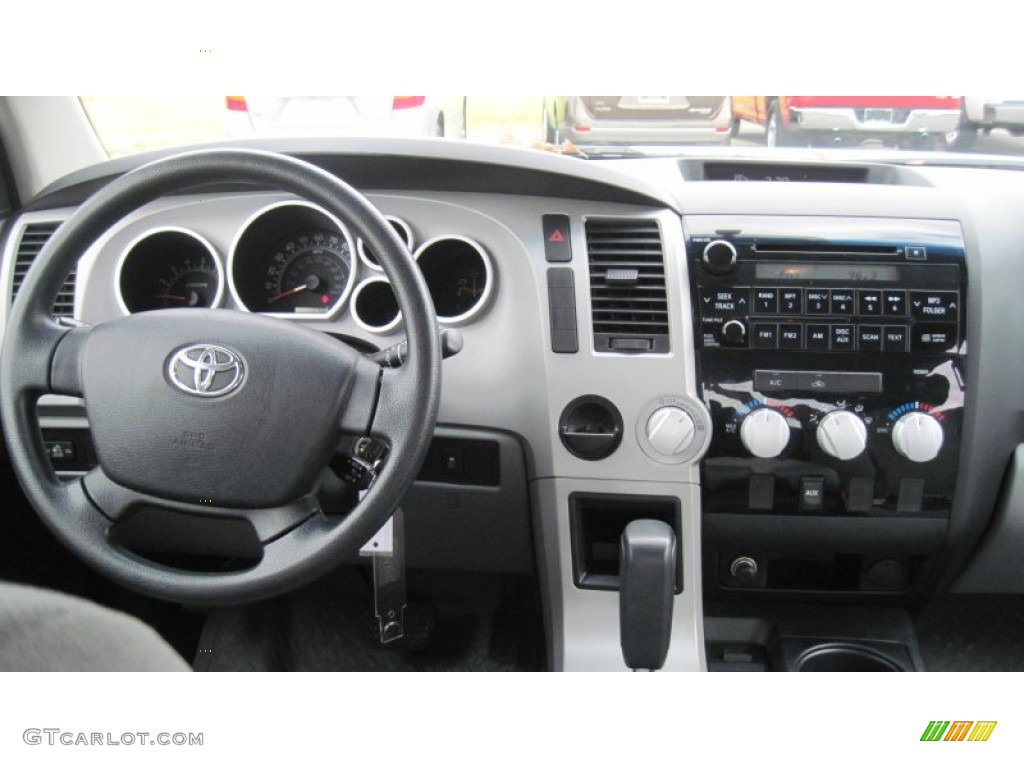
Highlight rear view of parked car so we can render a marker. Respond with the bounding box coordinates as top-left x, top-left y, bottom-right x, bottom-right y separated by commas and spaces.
543, 96, 732, 148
